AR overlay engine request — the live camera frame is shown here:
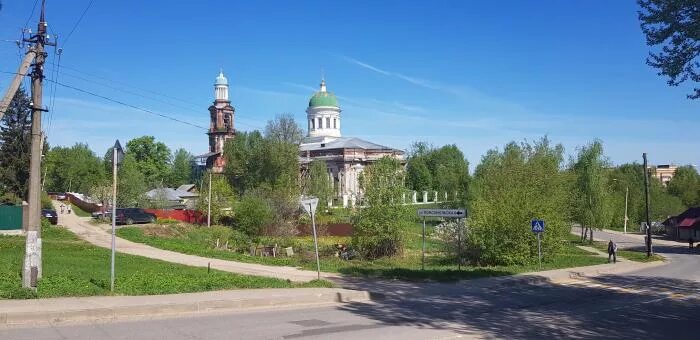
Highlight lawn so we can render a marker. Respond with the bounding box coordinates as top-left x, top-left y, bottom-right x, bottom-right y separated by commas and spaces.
70, 203, 92, 217
0, 223, 332, 299
117, 223, 609, 282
